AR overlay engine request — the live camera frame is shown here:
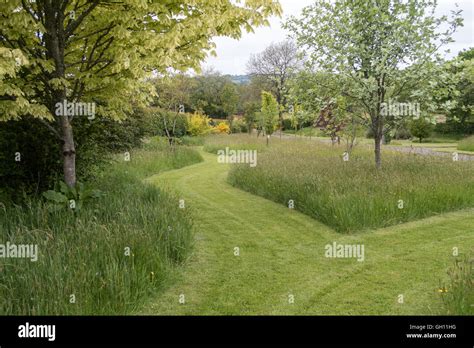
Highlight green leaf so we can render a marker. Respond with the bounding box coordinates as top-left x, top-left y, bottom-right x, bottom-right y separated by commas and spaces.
43, 190, 68, 204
